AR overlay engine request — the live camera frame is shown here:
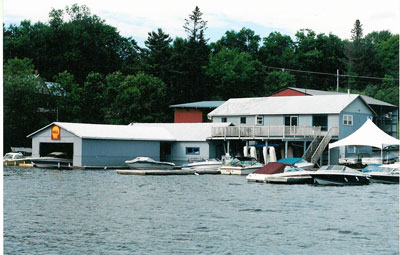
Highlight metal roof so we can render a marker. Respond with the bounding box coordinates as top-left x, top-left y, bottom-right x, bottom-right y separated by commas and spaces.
208, 94, 374, 116
27, 122, 231, 142
169, 101, 225, 109
288, 87, 396, 107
